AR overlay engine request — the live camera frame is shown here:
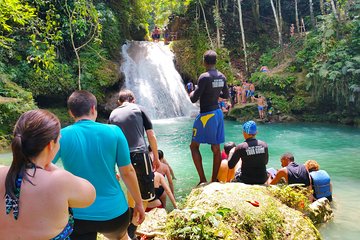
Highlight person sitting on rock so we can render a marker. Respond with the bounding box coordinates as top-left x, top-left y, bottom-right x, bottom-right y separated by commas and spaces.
217, 142, 237, 182
227, 121, 270, 185
155, 150, 175, 208
304, 160, 332, 202
270, 152, 311, 187
146, 172, 177, 211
